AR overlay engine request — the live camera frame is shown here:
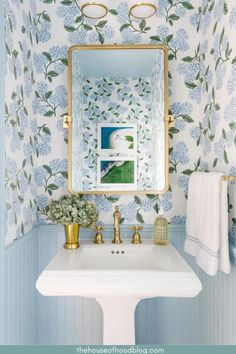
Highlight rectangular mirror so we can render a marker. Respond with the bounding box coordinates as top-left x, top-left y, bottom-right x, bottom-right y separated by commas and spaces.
67, 45, 170, 194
